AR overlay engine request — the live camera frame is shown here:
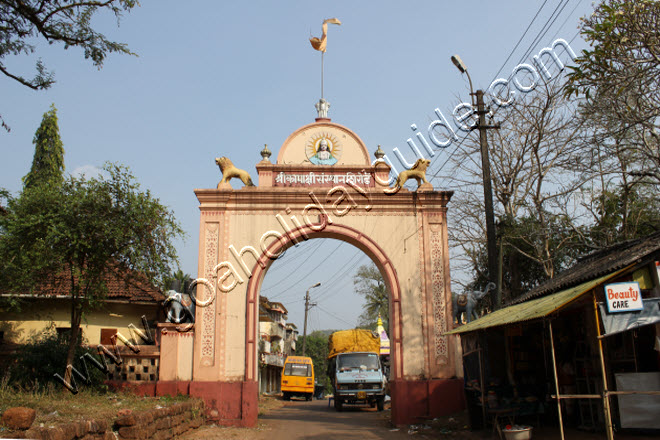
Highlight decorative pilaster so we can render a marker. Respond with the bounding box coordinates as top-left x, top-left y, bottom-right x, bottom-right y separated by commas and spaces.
200, 222, 219, 366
